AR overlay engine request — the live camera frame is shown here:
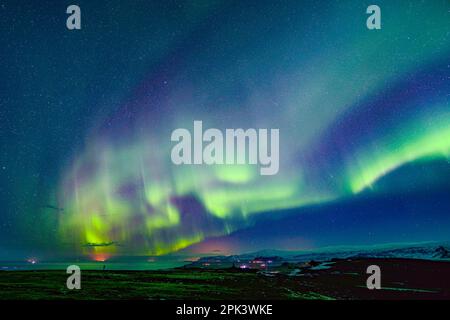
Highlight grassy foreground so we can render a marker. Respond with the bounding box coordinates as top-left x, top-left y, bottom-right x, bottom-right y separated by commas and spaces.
0, 258, 449, 300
